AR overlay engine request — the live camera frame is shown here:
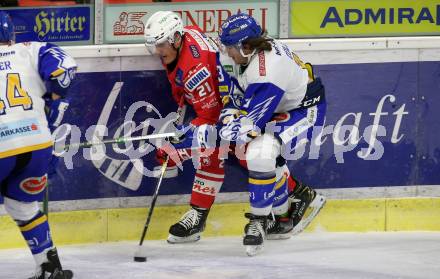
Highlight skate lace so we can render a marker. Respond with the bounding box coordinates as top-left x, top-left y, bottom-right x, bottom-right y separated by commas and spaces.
266, 219, 276, 230
178, 209, 201, 230
248, 220, 263, 236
